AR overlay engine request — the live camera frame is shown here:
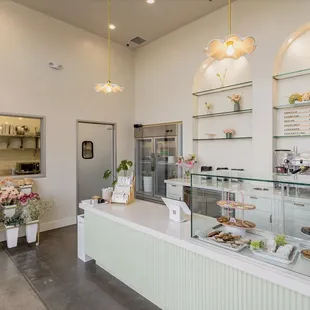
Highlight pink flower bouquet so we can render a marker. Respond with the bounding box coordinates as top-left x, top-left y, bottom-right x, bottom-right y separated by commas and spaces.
0, 187, 20, 206
176, 154, 197, 178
